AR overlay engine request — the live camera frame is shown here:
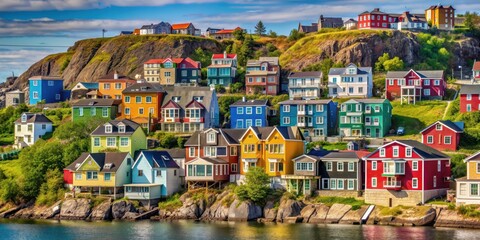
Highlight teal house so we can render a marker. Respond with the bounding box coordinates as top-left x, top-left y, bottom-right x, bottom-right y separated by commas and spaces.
72, 99, 121, 122
207, 51, 237, 87
338, 99, 392, 138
